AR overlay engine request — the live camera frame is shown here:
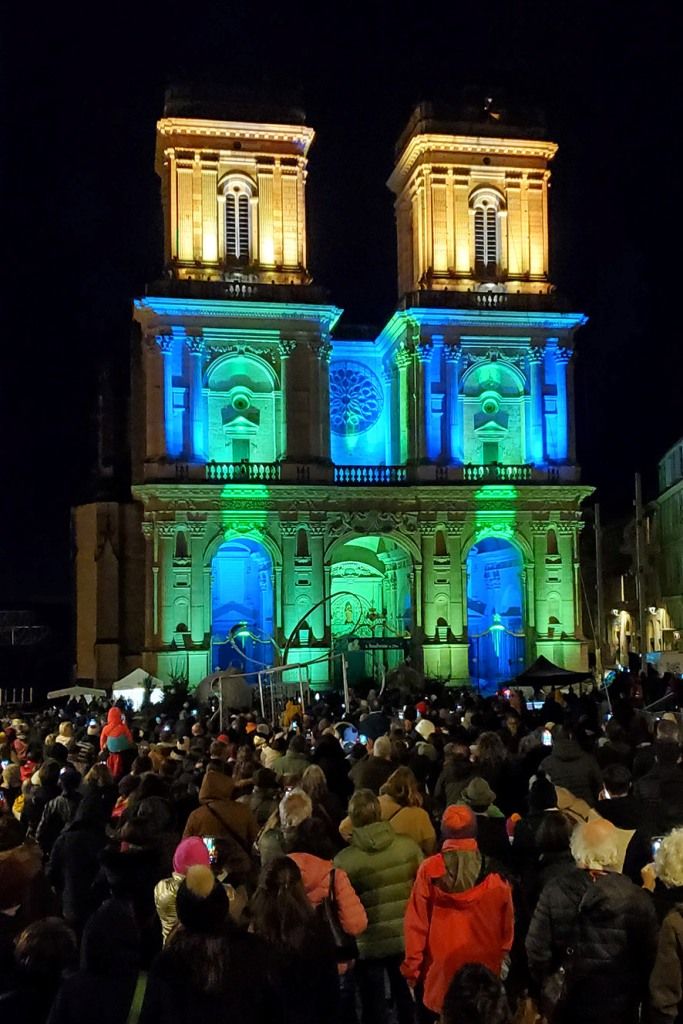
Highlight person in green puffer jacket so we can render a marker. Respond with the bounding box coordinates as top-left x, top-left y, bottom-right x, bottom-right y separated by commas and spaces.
334, 788, 423, 1024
